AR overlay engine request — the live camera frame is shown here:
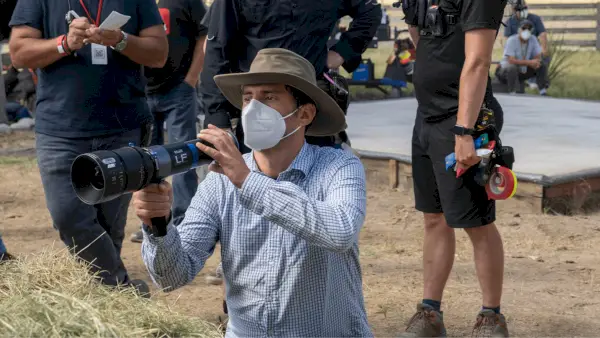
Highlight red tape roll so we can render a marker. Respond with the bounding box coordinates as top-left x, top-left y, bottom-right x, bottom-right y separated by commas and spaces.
485, 166, 518, 200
